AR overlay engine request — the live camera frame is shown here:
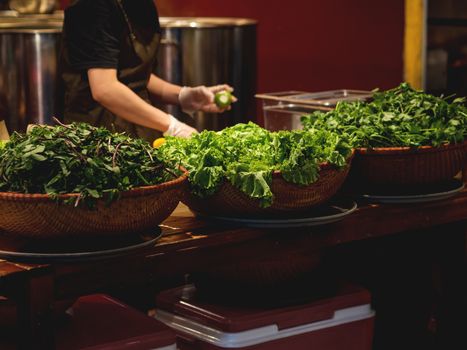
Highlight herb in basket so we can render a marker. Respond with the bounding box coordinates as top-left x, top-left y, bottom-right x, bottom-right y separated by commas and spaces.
159, 122, 351, 207
0, 122, 177, 207
301, 82, 467, 148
